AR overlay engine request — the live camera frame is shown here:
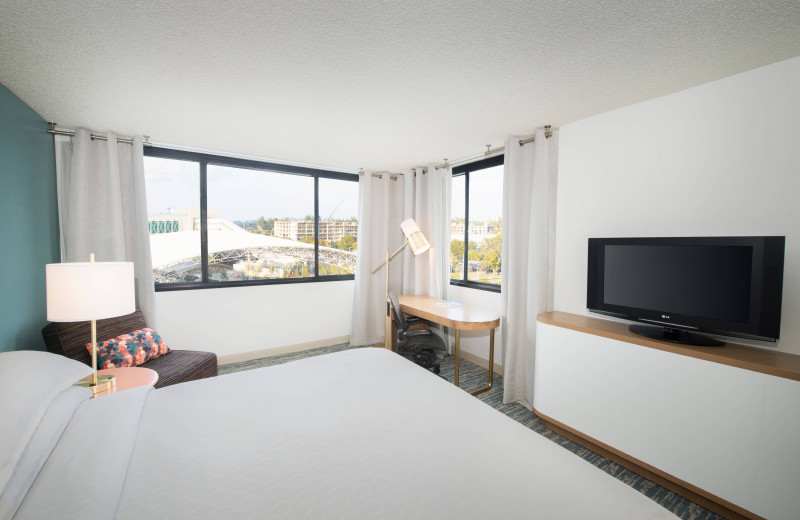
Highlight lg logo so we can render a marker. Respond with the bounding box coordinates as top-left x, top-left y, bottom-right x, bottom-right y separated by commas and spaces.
662, 314, 670, 319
